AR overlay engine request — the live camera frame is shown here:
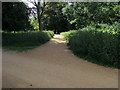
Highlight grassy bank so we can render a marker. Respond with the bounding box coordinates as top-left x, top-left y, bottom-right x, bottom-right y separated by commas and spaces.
61, 23, 119, 69
2, 31, 54, 51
